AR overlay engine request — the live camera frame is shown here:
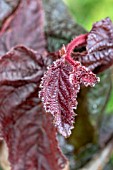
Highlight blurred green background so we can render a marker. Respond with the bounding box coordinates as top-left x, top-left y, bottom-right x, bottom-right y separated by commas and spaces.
64, 0, 113, 30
